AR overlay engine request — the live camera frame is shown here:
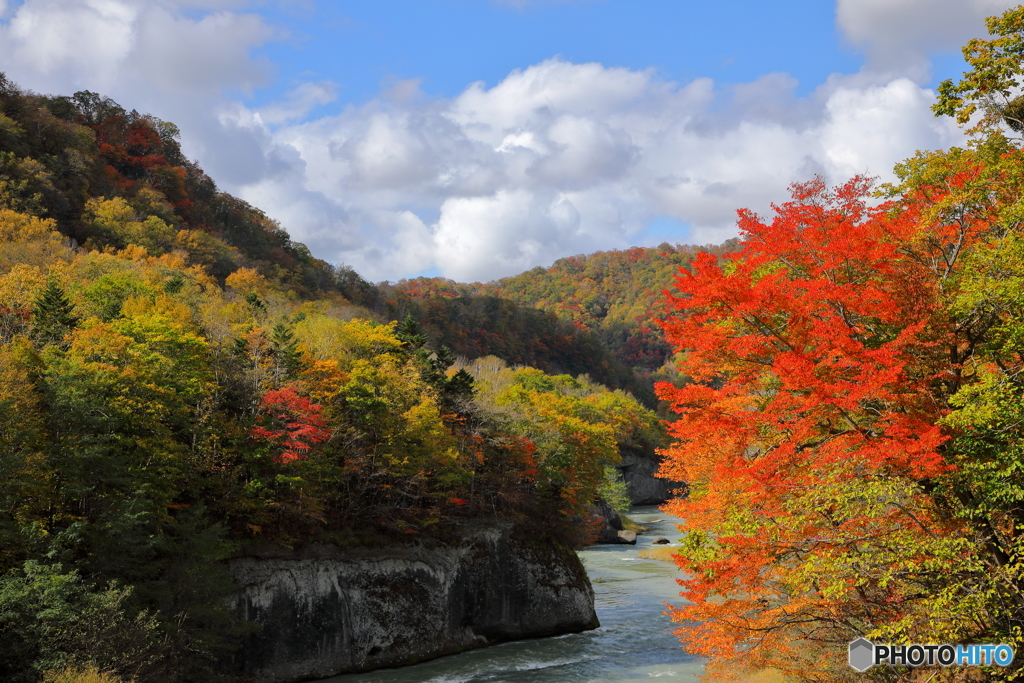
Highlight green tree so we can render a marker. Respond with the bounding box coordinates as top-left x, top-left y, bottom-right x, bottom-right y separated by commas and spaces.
31, 279, 77, 347
0, 338, 48, 571
597, 466, 631, 512
934, 6, 1024, 132
0, 561, 166, 683
394, 313, 427, 349
269, 321, 302, 380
